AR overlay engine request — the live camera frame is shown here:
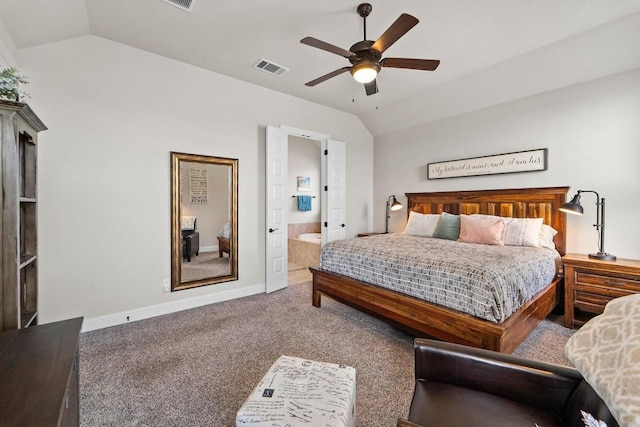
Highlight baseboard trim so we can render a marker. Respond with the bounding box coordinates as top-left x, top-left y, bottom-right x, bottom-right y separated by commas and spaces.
81, 283, 266, 332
